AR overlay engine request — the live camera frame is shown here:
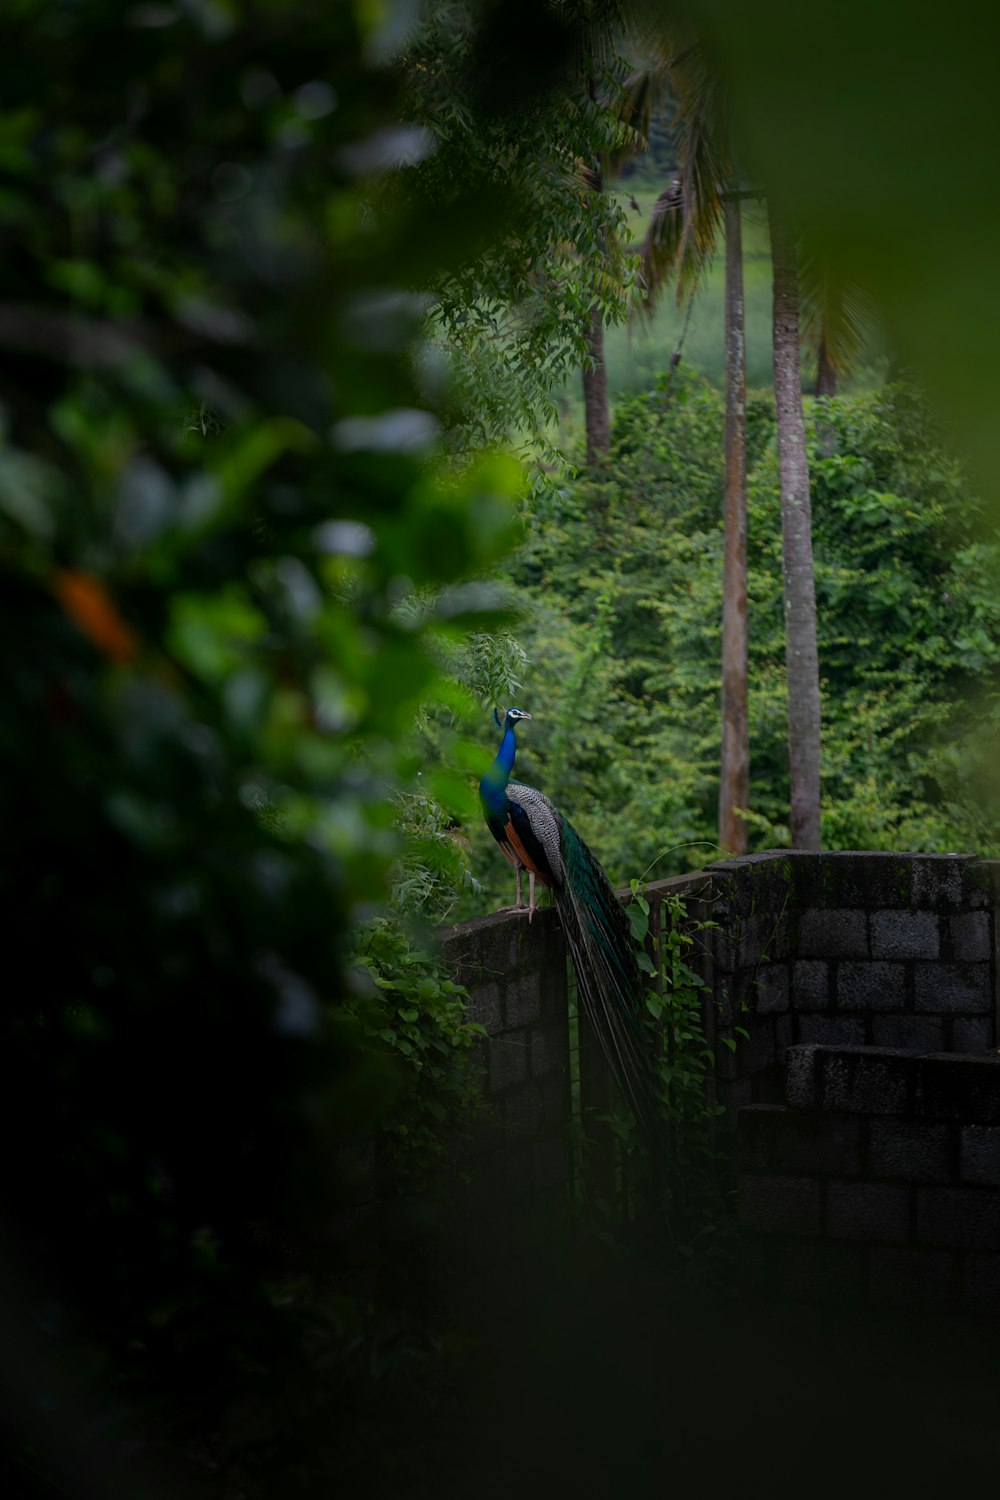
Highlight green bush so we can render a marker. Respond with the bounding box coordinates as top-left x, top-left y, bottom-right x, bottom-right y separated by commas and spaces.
0, 3, 520, 1491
